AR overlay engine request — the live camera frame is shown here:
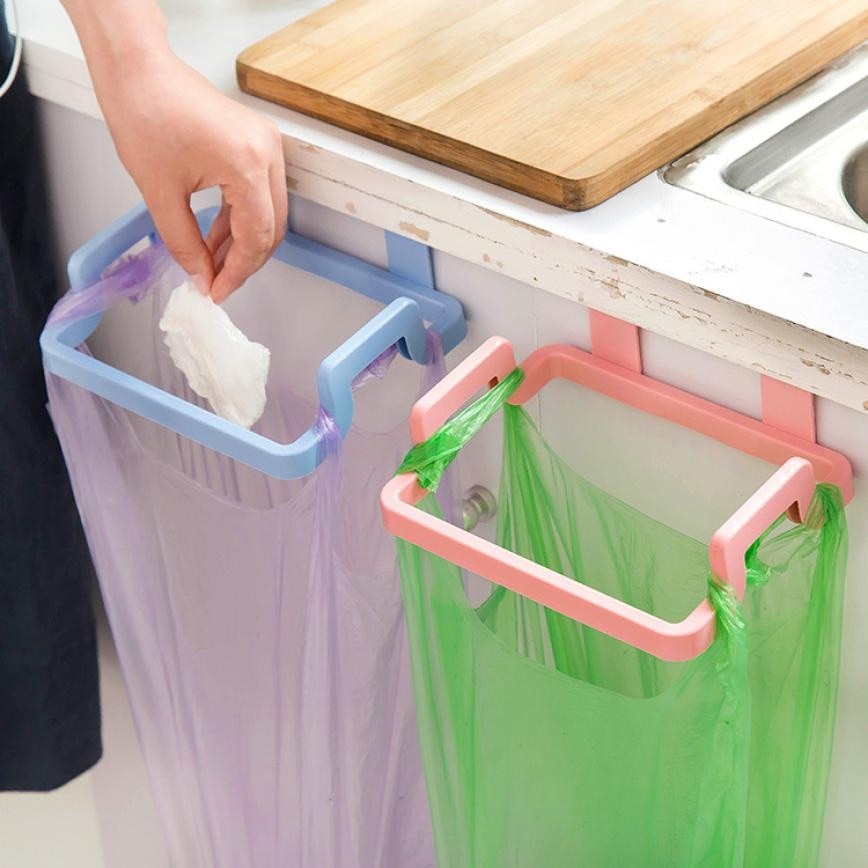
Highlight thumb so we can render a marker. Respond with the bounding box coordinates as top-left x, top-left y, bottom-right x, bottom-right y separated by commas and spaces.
149, 195, 215, 293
